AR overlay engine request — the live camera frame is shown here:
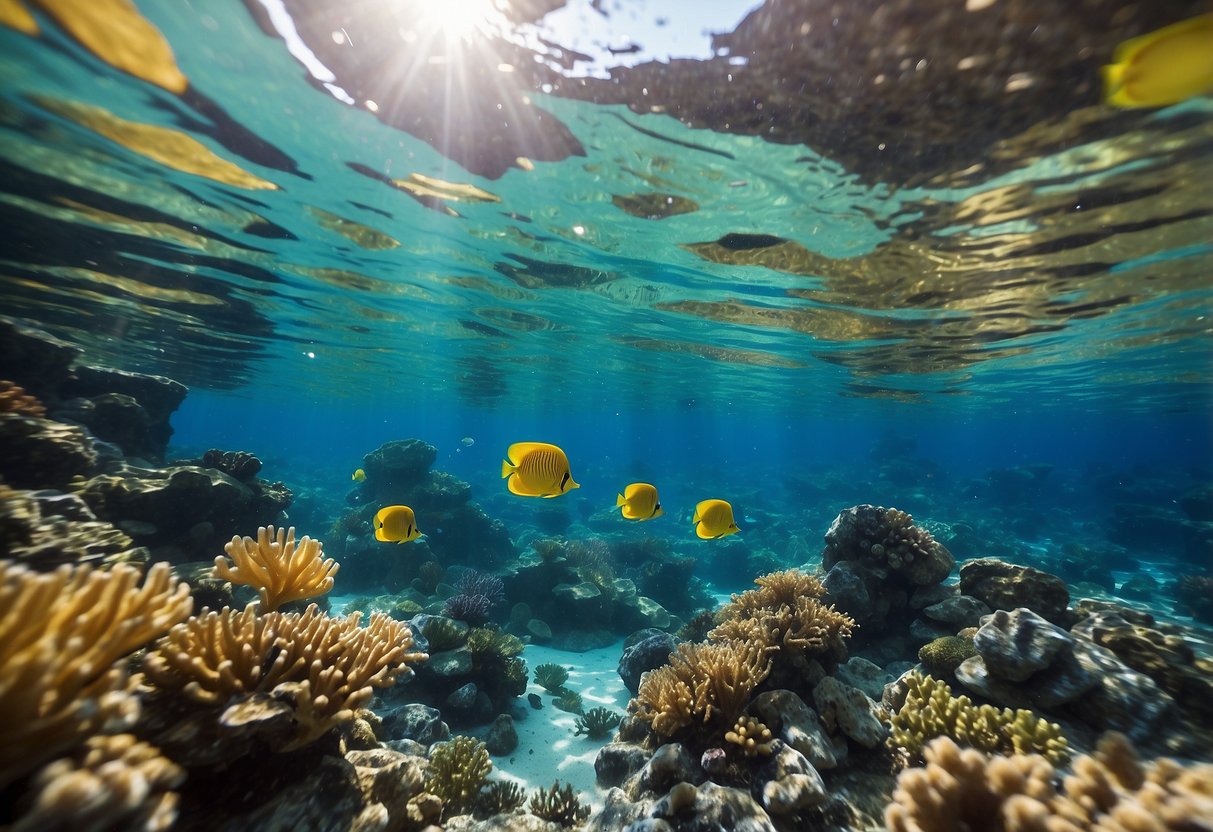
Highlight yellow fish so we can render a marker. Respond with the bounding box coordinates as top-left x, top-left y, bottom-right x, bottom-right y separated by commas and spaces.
693, 499, 740, 539
501, 441, 579, 498
352, 468, 367, 482
374, 505, 422, 543
616, 482, 664, 521
1103, 14, 1213, 108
